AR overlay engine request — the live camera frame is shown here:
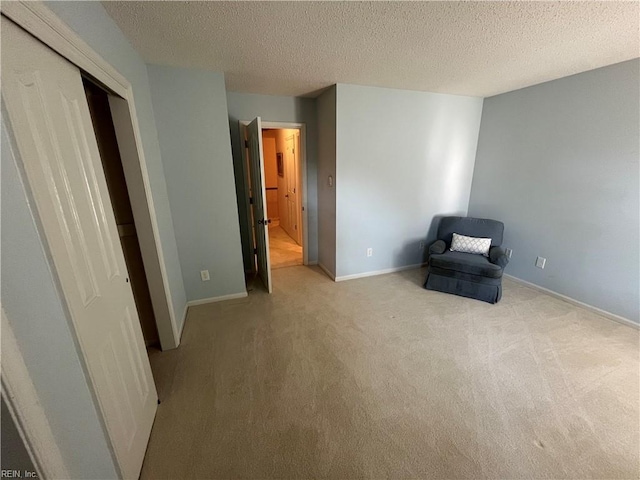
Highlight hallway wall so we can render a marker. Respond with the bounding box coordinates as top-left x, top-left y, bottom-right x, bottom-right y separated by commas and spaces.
316, 87, 337, 277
